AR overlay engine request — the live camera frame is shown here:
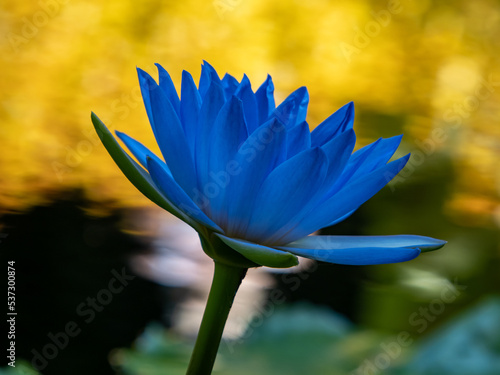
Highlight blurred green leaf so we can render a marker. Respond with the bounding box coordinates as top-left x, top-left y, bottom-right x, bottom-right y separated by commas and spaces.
403, 297, 500, 375
113, 298, 500, 375
0, 361, 40, 375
